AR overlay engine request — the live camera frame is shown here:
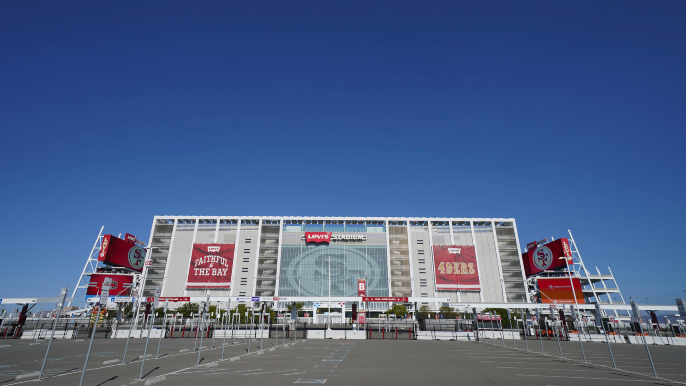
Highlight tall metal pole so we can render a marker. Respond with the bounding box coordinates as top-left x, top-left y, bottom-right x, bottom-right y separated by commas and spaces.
562, 256, 586, 363
221, 308, 228, 358
538, 309, 544, 354
193, 313, 199, 352
122, 297, 140, 364
632, 301, 657, 377
155, 301, 168, 358
197, 297, 209, 364
508, 310, 515, 349
39, 287, 68, 380
248, 313, 254, 353
139, 314, 154, 379
78, 303, 101, 386
521, 309, 529, 351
